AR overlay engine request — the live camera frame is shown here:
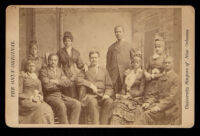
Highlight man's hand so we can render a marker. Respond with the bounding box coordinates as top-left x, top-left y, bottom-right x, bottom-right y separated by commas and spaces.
50, 79, 59, 85
150, 106, 161, 113
90, 83, 98, 94
102, 94, 110, 100
123, 92, 131, 99
142, 102, 150, 109
31, 95, 40, 103
84, 64, 88, 72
